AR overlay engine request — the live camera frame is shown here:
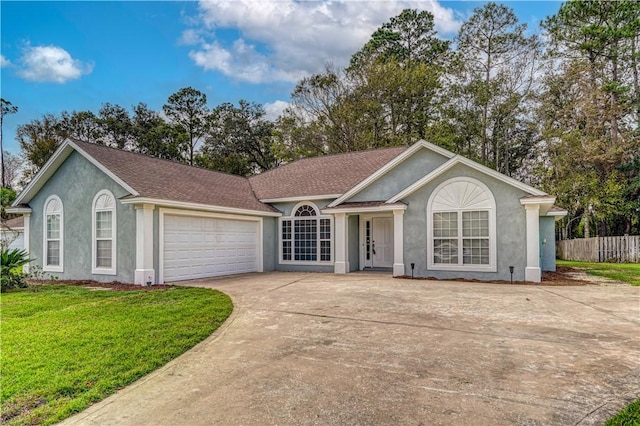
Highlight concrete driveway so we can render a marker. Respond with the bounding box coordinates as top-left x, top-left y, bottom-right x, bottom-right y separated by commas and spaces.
61, 272, 640, 425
